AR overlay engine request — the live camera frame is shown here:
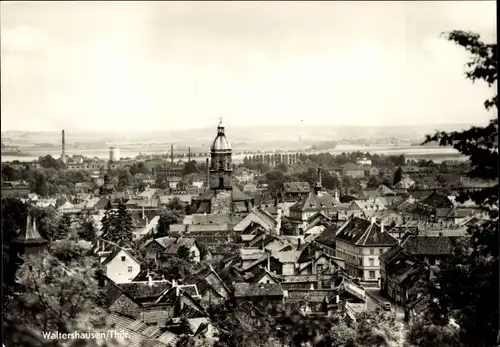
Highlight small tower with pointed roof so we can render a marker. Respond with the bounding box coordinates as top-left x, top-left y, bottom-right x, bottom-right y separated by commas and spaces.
209, 119, 233, 190
11, 214, 49, 263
